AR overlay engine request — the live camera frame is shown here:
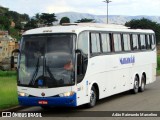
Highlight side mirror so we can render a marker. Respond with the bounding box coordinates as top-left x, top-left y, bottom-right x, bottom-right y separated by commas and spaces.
77, 53, 82, 66
75, 49, 83, 66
